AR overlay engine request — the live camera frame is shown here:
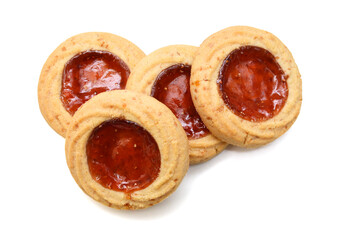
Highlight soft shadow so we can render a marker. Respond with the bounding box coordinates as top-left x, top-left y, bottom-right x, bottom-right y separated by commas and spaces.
226, 139, 282, 153
89, 176, 191, 220
187, 150, 228, 177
